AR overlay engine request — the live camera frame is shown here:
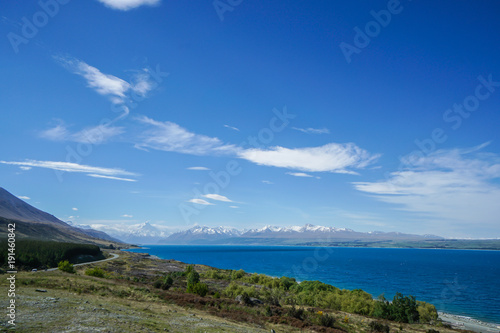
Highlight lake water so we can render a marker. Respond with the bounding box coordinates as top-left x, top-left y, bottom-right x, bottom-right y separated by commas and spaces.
125, 245, 500, 324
